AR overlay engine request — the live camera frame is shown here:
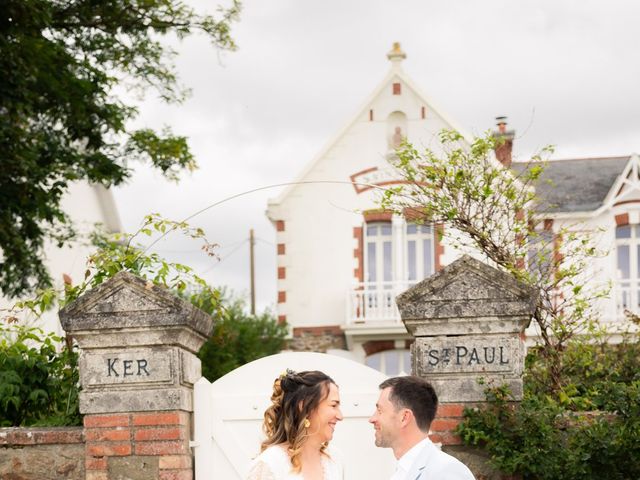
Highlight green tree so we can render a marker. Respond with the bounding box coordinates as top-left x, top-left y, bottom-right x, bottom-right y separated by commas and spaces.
0, 0, 240, 298
381, 131, 609, 392
198, 295, 288, 382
